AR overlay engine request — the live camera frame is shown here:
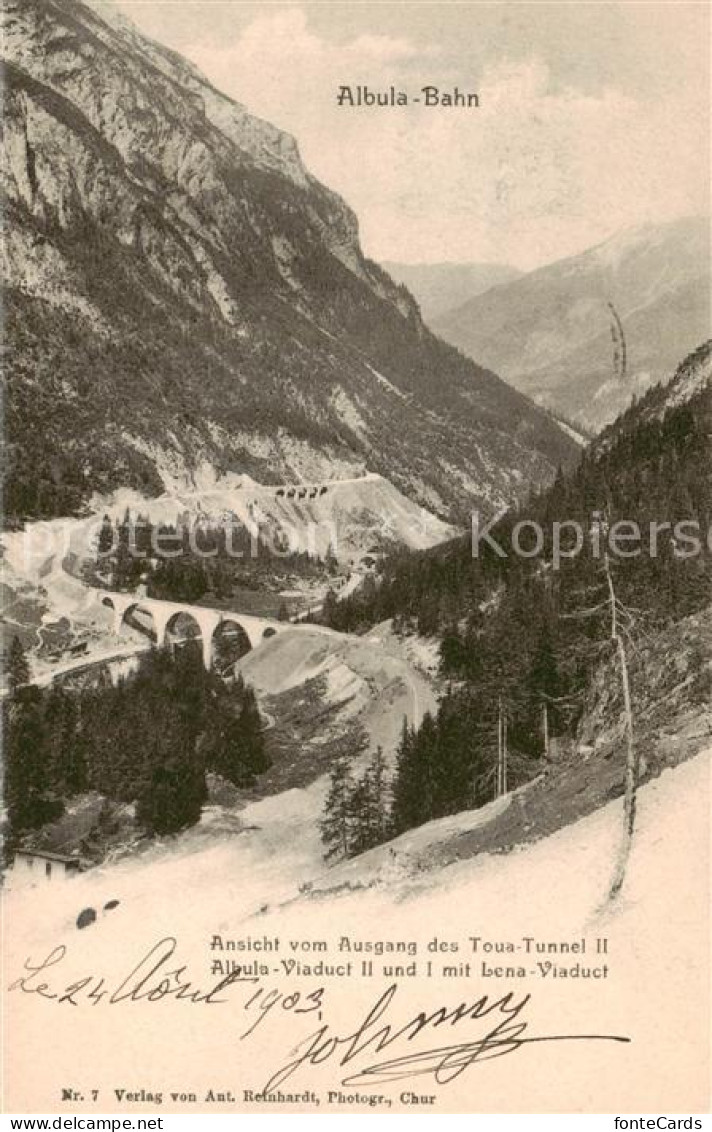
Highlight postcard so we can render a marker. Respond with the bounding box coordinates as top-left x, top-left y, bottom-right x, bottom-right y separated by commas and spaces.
2, 0, 710, 1116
